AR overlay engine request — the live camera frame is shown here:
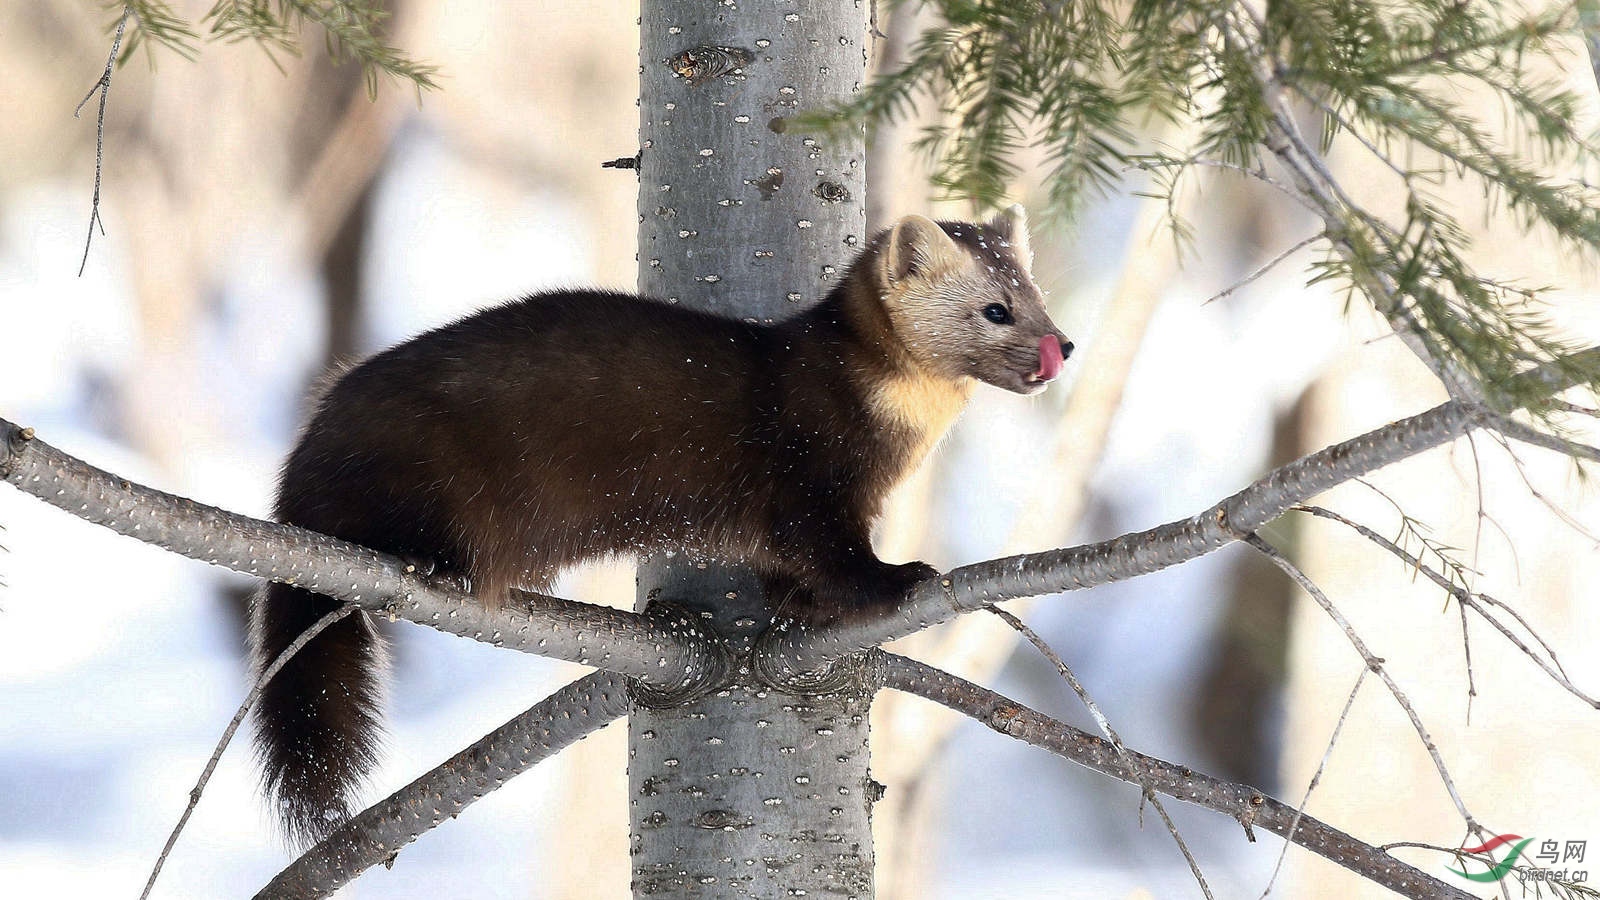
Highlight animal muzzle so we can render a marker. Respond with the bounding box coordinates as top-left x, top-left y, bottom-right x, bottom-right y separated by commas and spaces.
1030, 335, 1073, 383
